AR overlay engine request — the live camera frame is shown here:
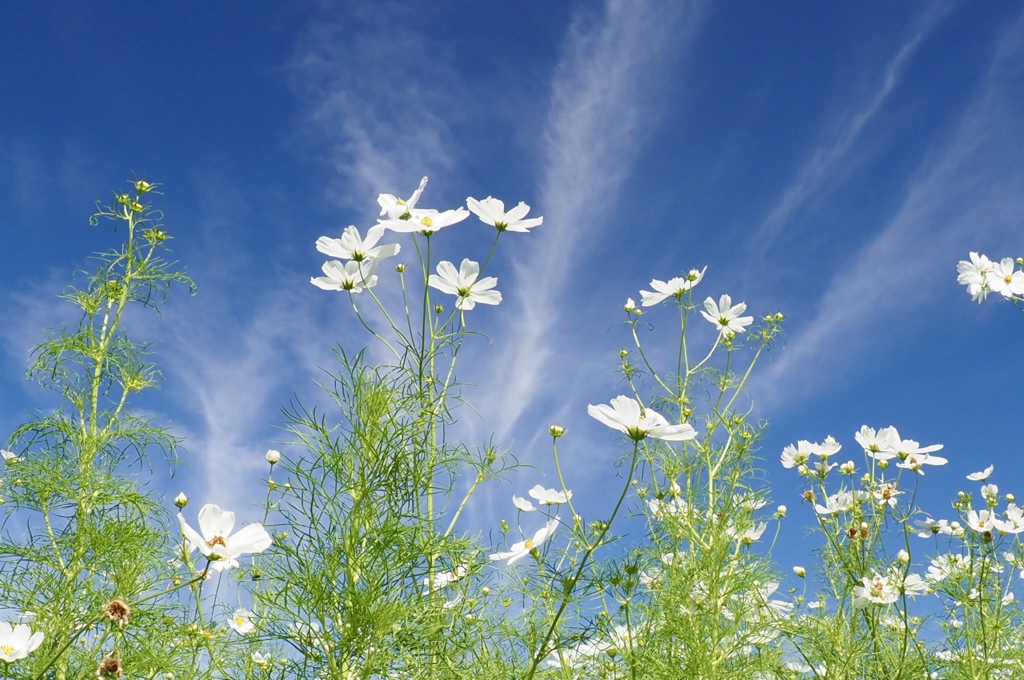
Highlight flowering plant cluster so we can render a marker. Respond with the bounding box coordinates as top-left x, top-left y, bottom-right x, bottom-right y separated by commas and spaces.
957, 252, 1024, 306
0, 179, 1021, 679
